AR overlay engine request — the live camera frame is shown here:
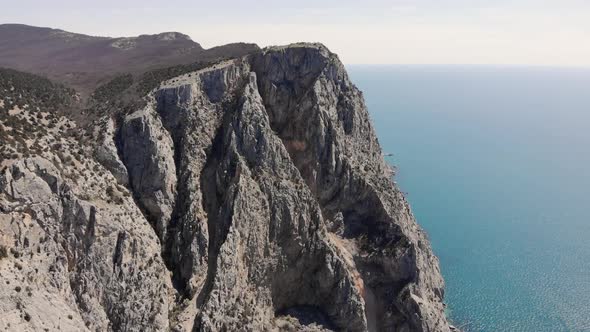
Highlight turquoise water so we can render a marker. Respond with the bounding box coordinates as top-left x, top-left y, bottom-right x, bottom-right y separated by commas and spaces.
347, 65, 590, 332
